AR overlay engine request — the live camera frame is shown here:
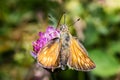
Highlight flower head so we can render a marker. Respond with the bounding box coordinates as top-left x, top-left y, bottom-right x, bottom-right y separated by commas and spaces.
31, 26, 60, 58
